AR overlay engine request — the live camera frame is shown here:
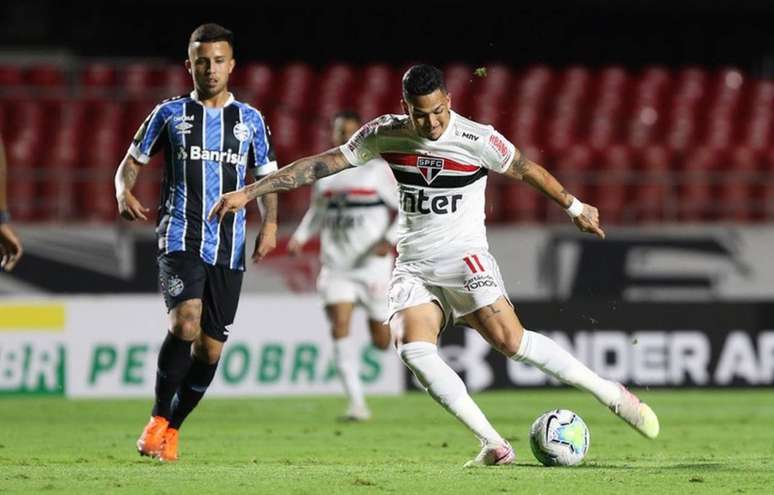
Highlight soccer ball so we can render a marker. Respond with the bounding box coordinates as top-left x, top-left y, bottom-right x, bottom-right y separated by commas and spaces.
529, 409, 590, 466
